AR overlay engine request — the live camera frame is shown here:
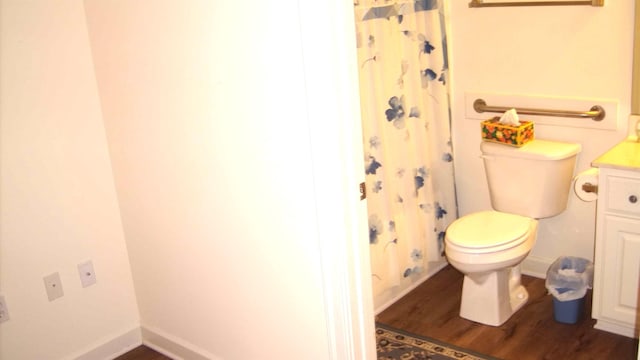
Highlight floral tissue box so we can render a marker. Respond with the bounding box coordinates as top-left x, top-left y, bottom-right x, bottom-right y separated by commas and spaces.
481, 117, 534, 147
